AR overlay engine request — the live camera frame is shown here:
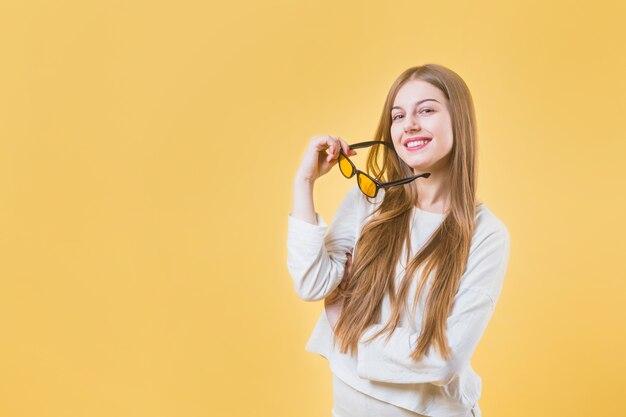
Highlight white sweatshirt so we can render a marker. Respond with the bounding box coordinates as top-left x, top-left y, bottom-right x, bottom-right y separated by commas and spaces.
287, 184, 511, 417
